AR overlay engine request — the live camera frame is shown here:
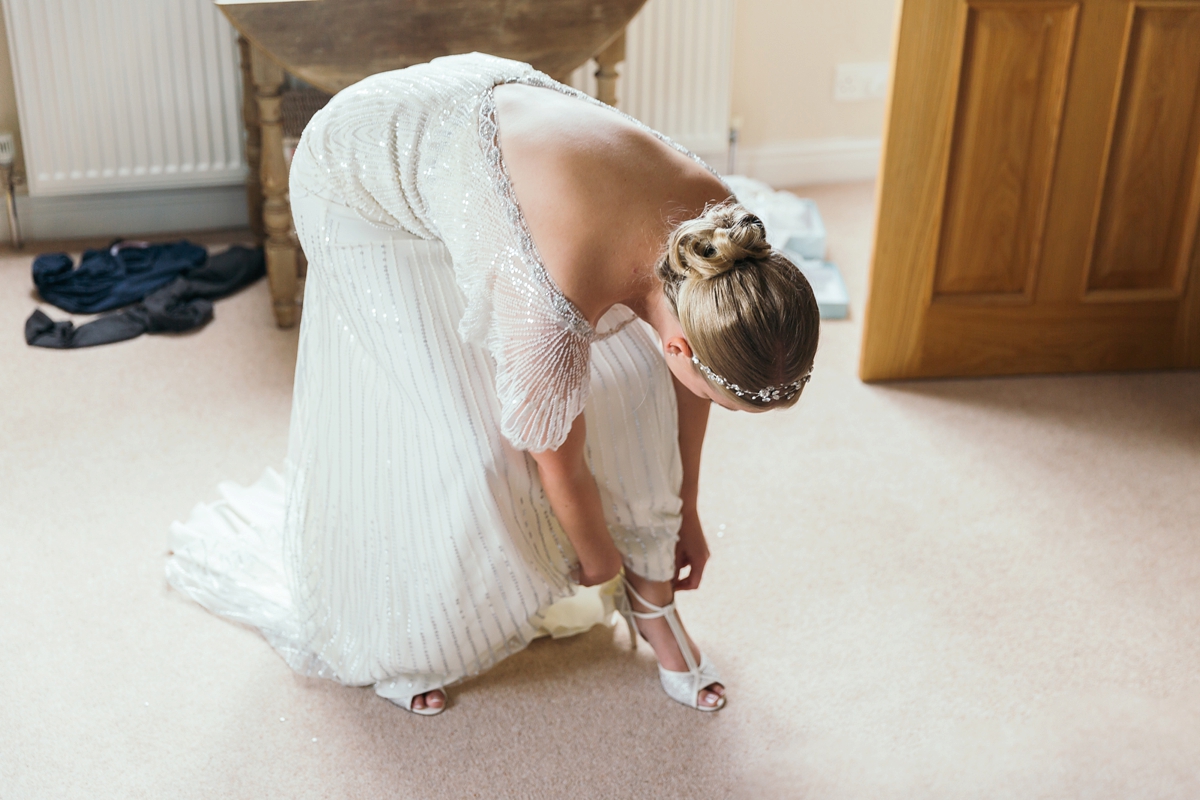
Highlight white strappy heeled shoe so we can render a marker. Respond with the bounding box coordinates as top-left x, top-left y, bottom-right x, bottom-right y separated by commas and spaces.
618, 579, 726, 712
